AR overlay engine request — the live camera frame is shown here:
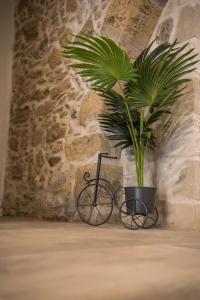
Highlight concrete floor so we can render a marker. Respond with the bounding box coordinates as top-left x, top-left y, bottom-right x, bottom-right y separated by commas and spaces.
0, 218, 200, 300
